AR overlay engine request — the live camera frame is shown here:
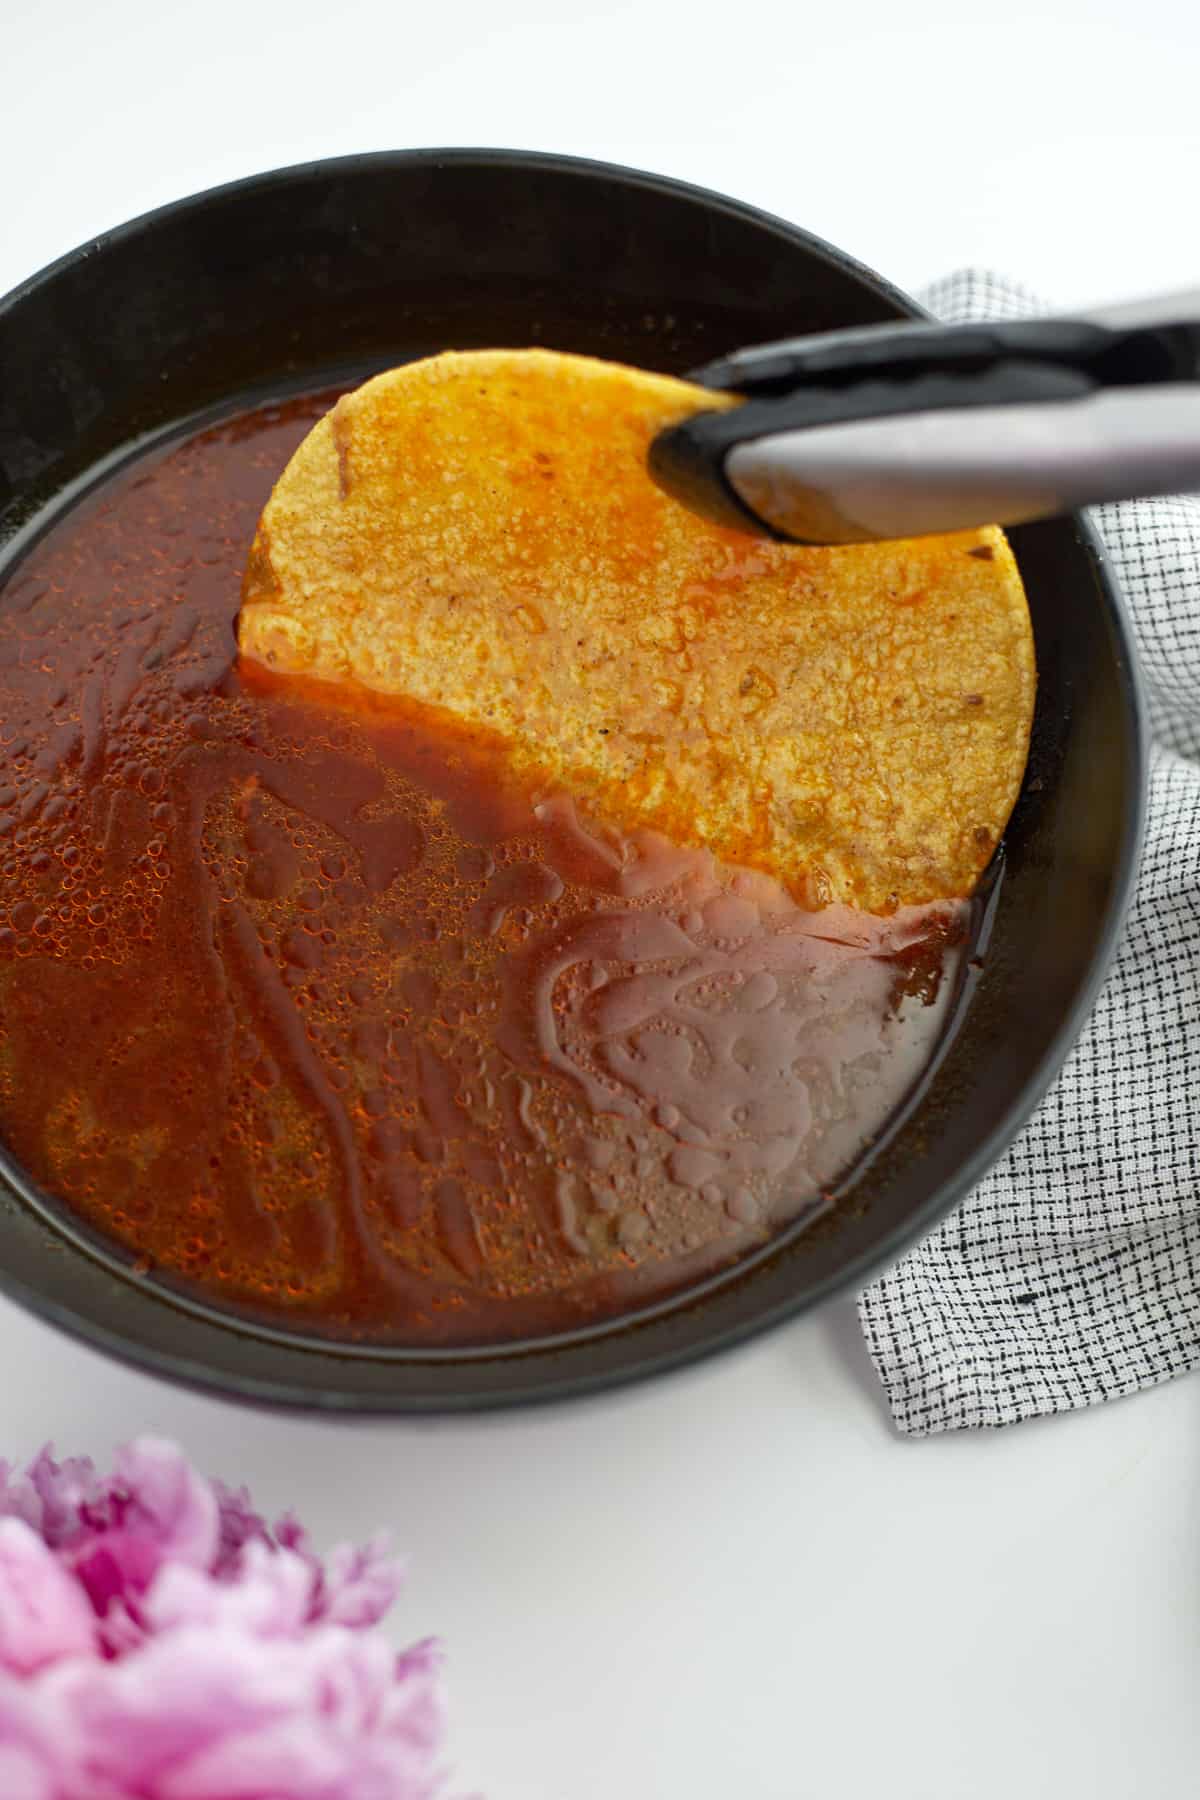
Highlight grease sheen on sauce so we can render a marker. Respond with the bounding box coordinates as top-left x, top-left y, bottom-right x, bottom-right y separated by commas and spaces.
0, 393, 963, 1344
